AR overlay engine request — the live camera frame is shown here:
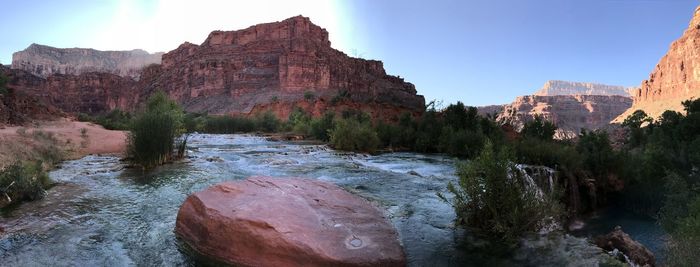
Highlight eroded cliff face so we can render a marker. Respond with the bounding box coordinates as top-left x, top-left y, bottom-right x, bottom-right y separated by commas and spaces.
0, 66, 63, 125
151, 16, 424, 119
498, 95, 632, 138
614, 6, 700, 122
534, 80, 631, 97
12, 44, 163, 80
8, 16, 424, 121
